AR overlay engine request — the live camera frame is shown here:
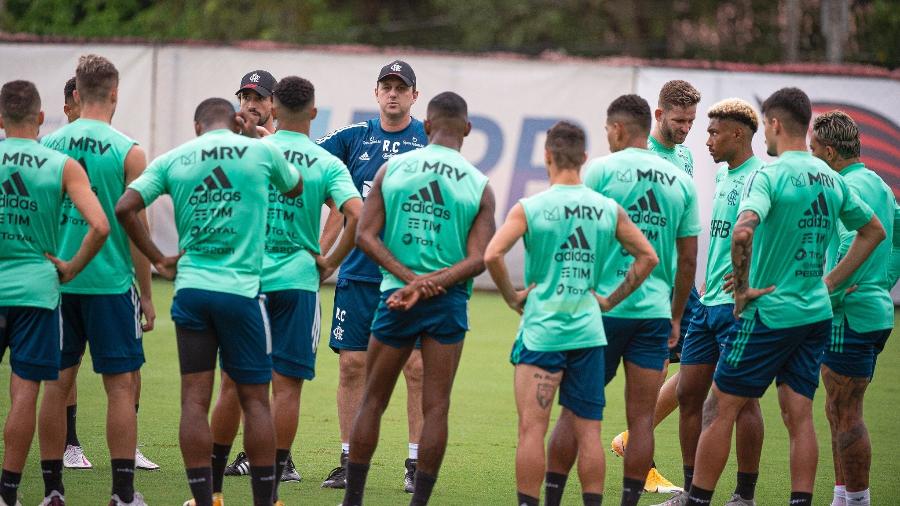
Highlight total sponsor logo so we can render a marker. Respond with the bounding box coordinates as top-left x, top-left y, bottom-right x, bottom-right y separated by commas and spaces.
401, 180, 450, 220
189, 166, 242, 205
